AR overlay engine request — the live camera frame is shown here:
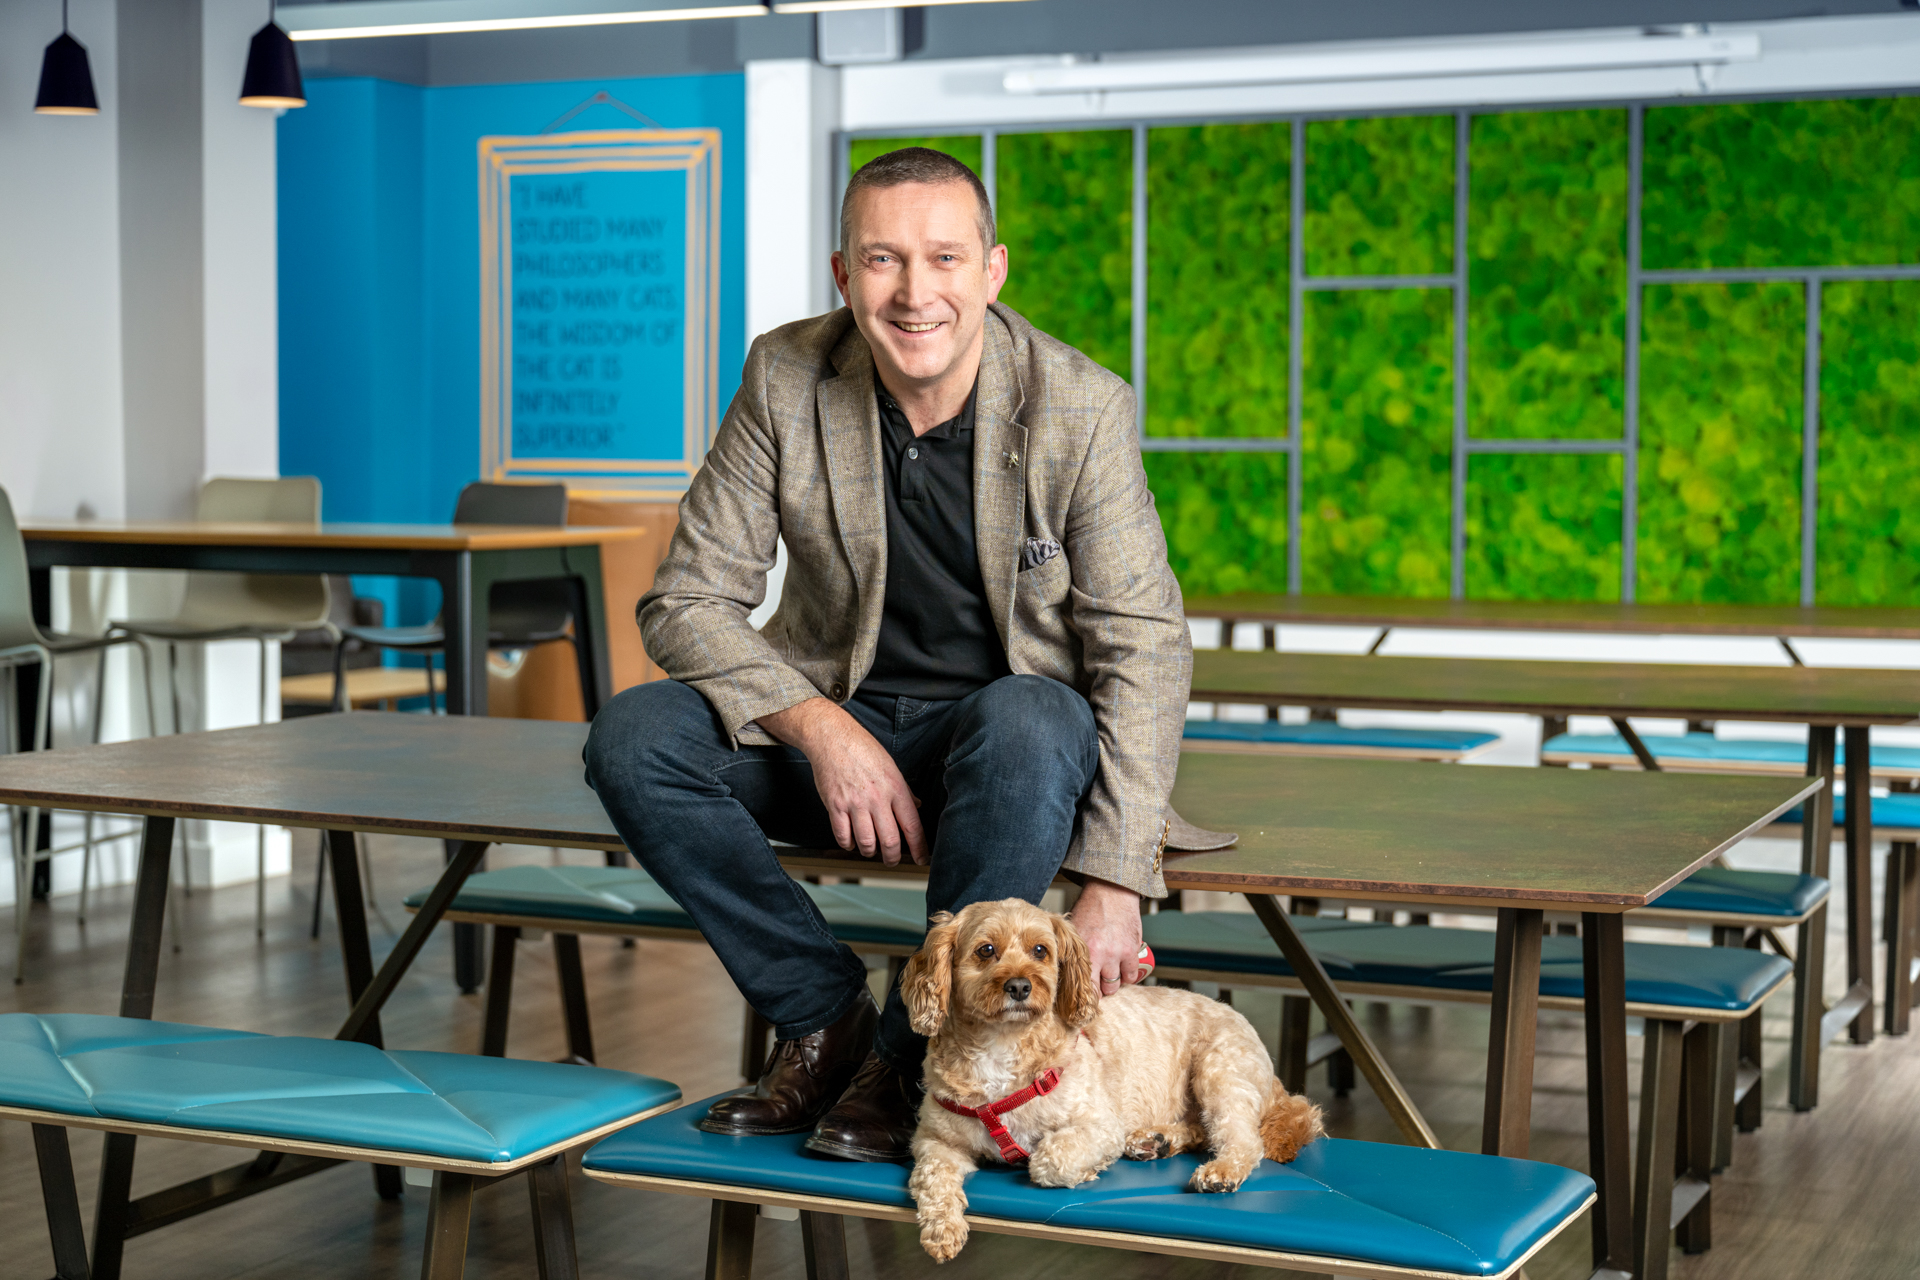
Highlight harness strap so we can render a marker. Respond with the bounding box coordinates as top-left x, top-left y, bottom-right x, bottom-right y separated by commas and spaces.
934, 1067, 1061, 1165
